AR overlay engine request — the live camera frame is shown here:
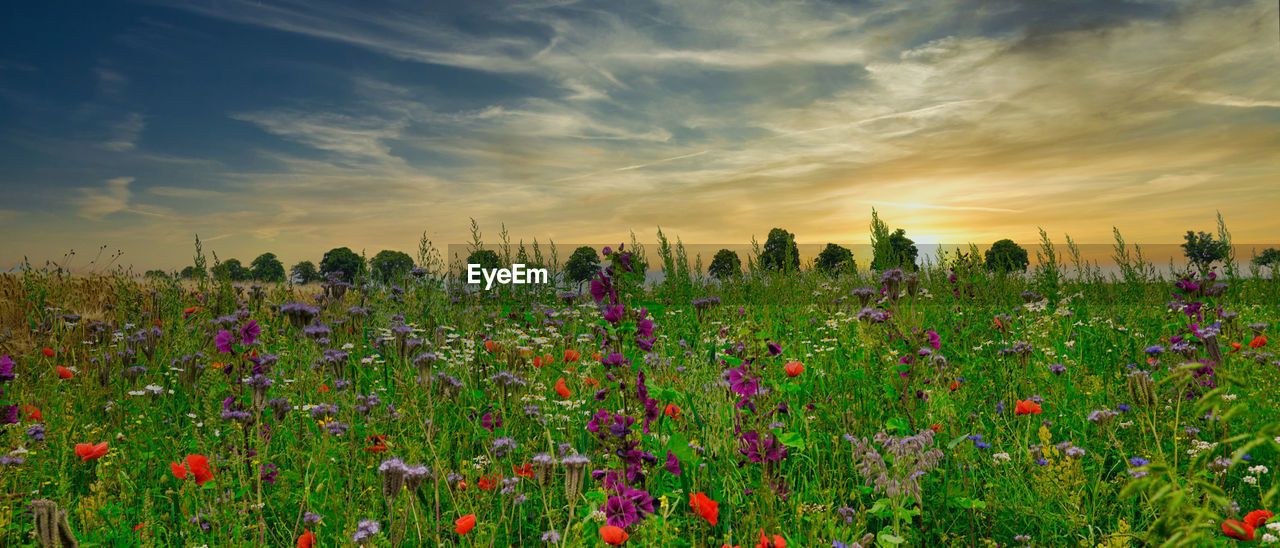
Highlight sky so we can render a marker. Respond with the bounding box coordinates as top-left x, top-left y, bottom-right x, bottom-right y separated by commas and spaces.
0, 0, 1277, 273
